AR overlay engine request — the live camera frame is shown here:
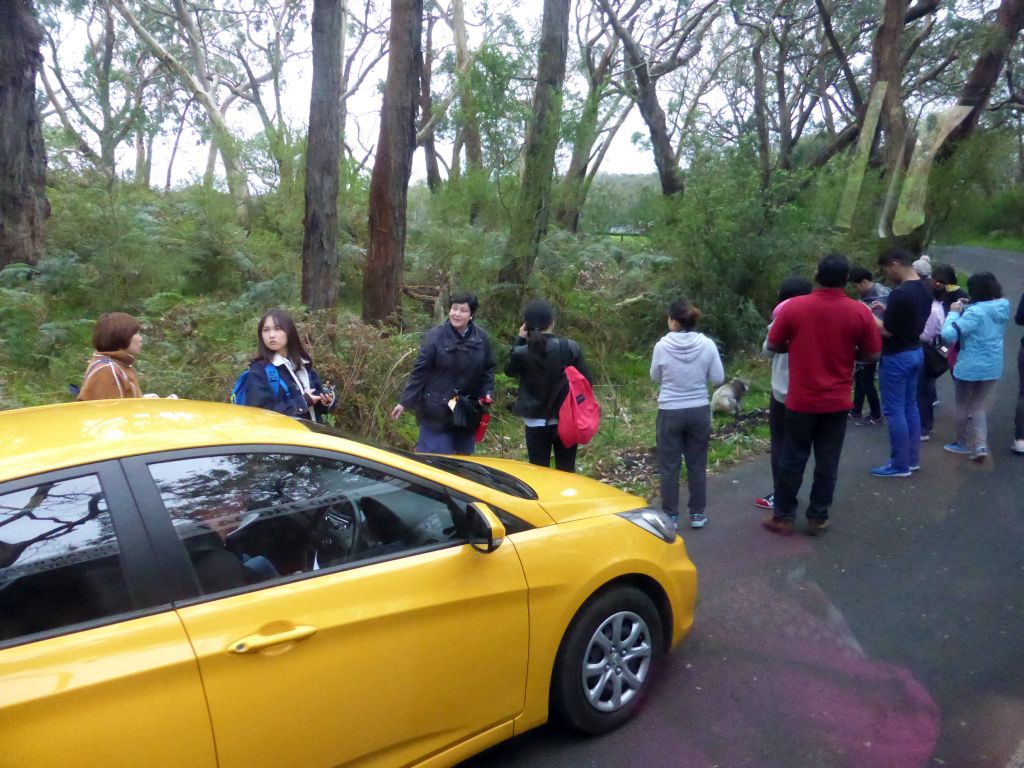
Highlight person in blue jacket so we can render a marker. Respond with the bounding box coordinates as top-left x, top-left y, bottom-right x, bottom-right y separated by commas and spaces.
390, 290, 496, 455
244, 308, 337, 422
939, 272, 1010, 461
